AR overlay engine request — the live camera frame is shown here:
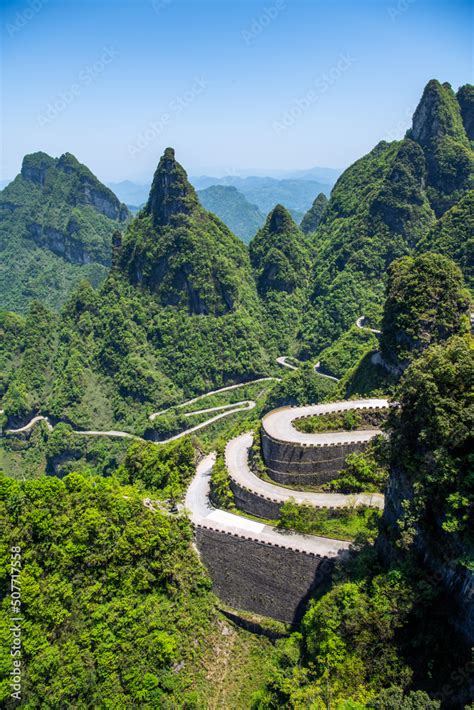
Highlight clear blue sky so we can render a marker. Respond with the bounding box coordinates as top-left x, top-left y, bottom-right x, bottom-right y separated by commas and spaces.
1, 0, 472, 182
